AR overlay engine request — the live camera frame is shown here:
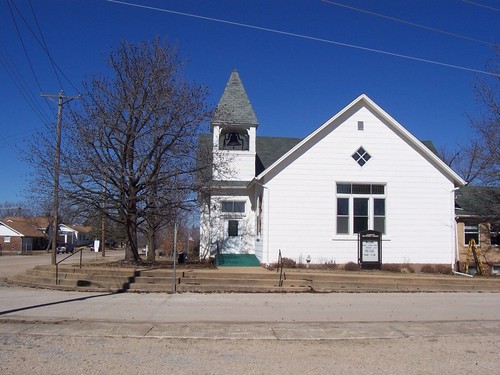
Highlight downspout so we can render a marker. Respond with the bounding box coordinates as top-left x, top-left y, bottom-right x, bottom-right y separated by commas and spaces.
451, 187, 459, 273
453, 270, 473, 277
254, 180, 270, 266
207, 196, 212, 259
450, 187, 472, 277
